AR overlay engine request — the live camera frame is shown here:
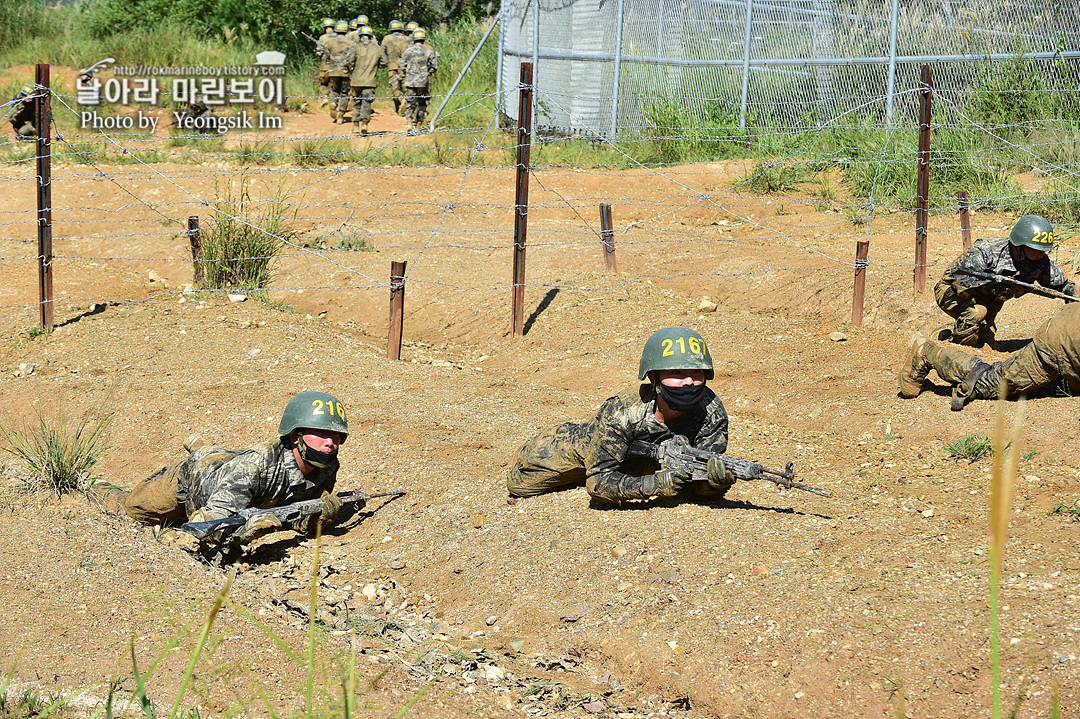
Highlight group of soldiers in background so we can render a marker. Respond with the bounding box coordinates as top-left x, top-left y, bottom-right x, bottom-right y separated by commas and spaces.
315, 16, 438, 134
